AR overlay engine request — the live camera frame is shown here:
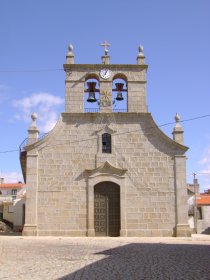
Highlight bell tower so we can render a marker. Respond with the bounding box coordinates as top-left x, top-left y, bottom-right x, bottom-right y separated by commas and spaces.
63, 42, 148, 114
